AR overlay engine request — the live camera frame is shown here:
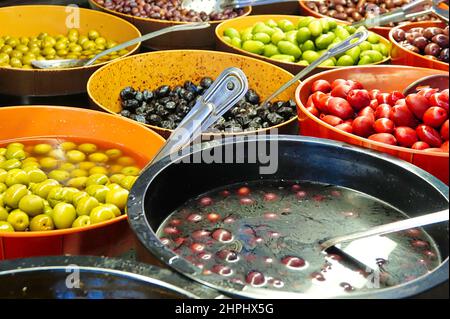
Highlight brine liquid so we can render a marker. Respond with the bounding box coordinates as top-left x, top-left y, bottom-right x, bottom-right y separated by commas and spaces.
157, 180, 441, 296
